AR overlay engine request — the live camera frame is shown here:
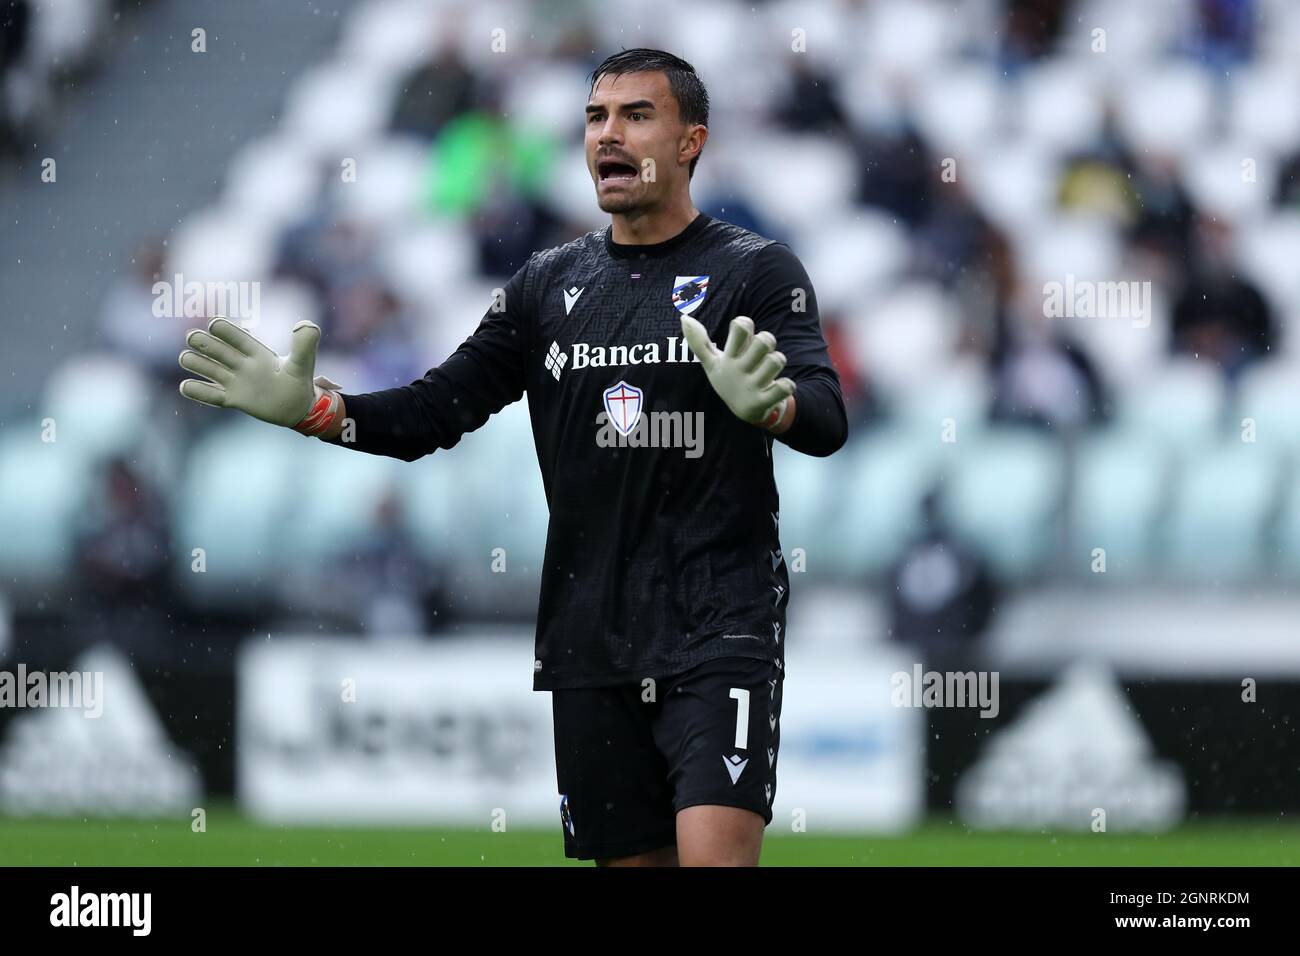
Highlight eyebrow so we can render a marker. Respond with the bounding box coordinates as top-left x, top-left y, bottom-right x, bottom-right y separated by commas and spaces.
585, 99, 657, 115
